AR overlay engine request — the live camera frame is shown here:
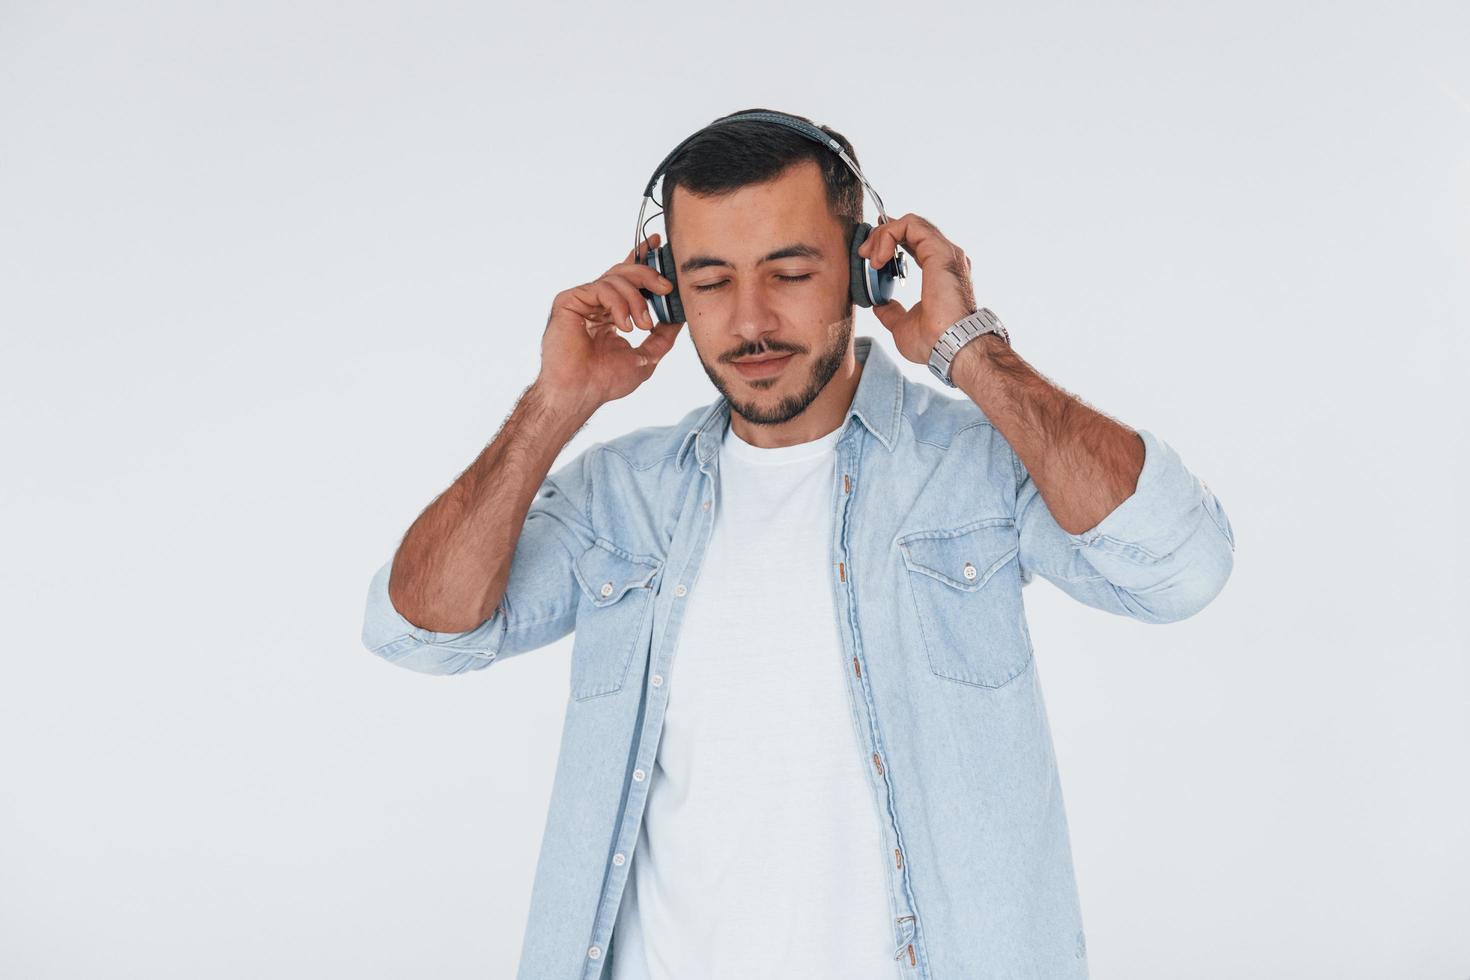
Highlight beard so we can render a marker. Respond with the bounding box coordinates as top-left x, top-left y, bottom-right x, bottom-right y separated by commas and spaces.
697, 308, 855, 427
